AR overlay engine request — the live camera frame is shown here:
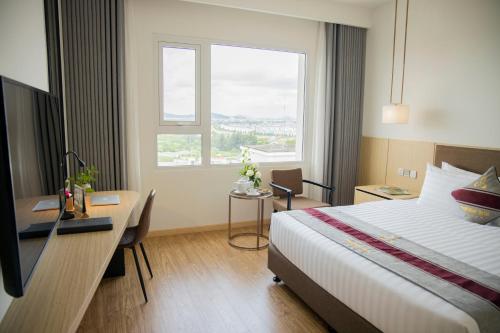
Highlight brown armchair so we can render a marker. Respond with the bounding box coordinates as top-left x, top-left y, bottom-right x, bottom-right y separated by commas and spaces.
270, 168, 334, 211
